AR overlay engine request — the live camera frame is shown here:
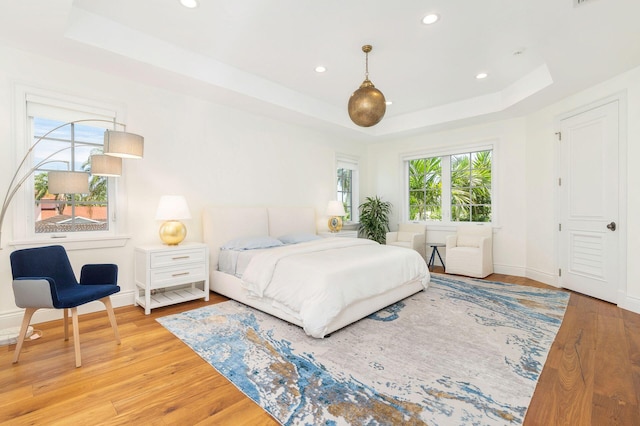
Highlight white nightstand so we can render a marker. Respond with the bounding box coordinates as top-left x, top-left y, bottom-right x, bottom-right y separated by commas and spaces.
318, 231, 358, 238
134, 242, 209, 314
